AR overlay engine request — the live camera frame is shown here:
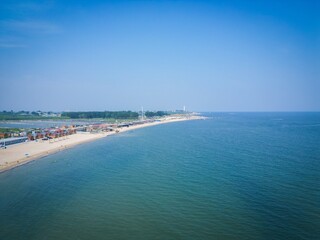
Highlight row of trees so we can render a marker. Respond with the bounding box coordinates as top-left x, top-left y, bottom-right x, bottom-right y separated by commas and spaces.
2, 110, 42, 115
144, 111, 168, 118
0, 111, 169, 120
61, 111, 139, 119
62, 111, 169, 119
0, 112, 46, 120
